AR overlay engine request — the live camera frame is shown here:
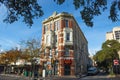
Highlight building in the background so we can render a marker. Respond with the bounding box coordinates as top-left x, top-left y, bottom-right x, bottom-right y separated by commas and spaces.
88, 56, 95, 67
106, 27, 120, 42
40, 12, 89, 76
